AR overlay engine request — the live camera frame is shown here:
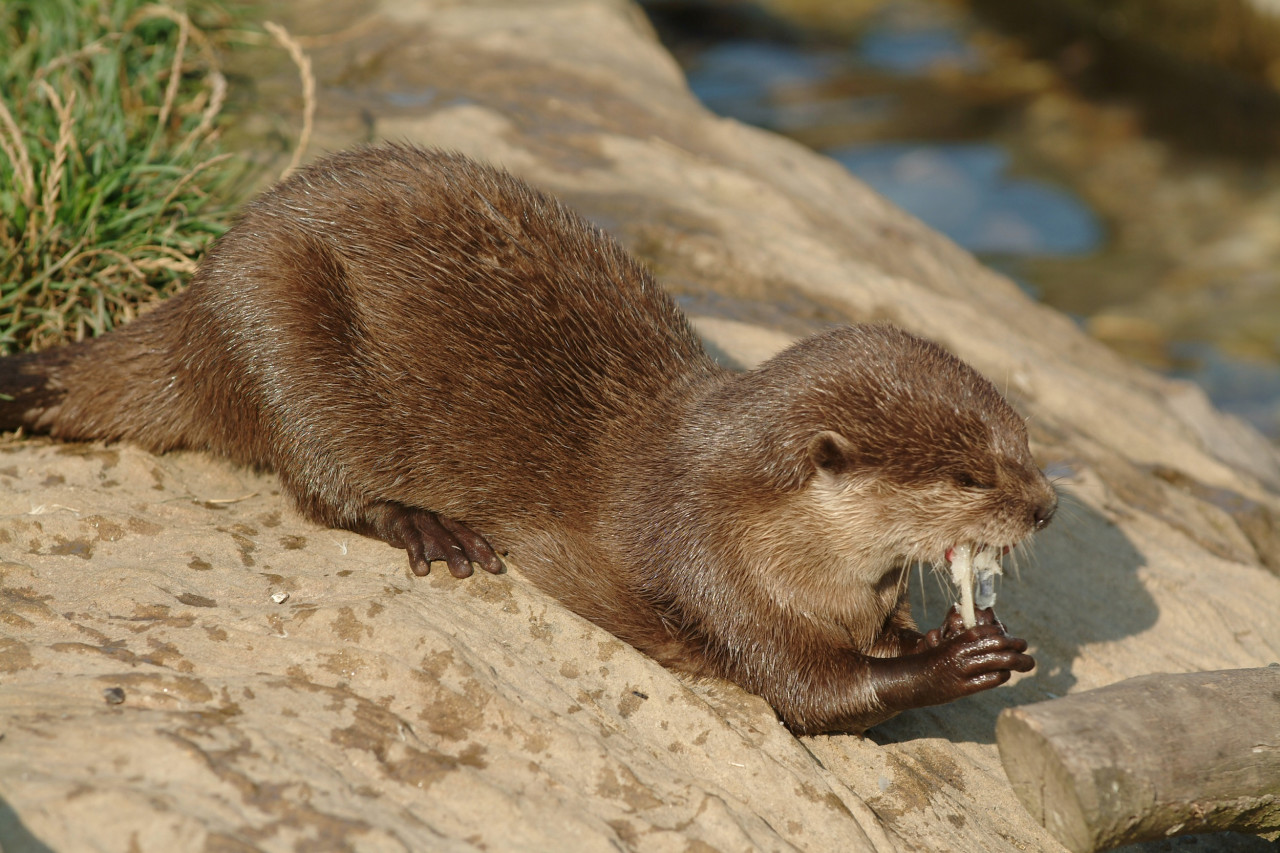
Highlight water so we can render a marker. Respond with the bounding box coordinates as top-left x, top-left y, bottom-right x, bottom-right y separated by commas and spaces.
856, 4, 983, 74
650, 0, 1280, 441
681, 4, 1104, 257
827, 142, 1102, 256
